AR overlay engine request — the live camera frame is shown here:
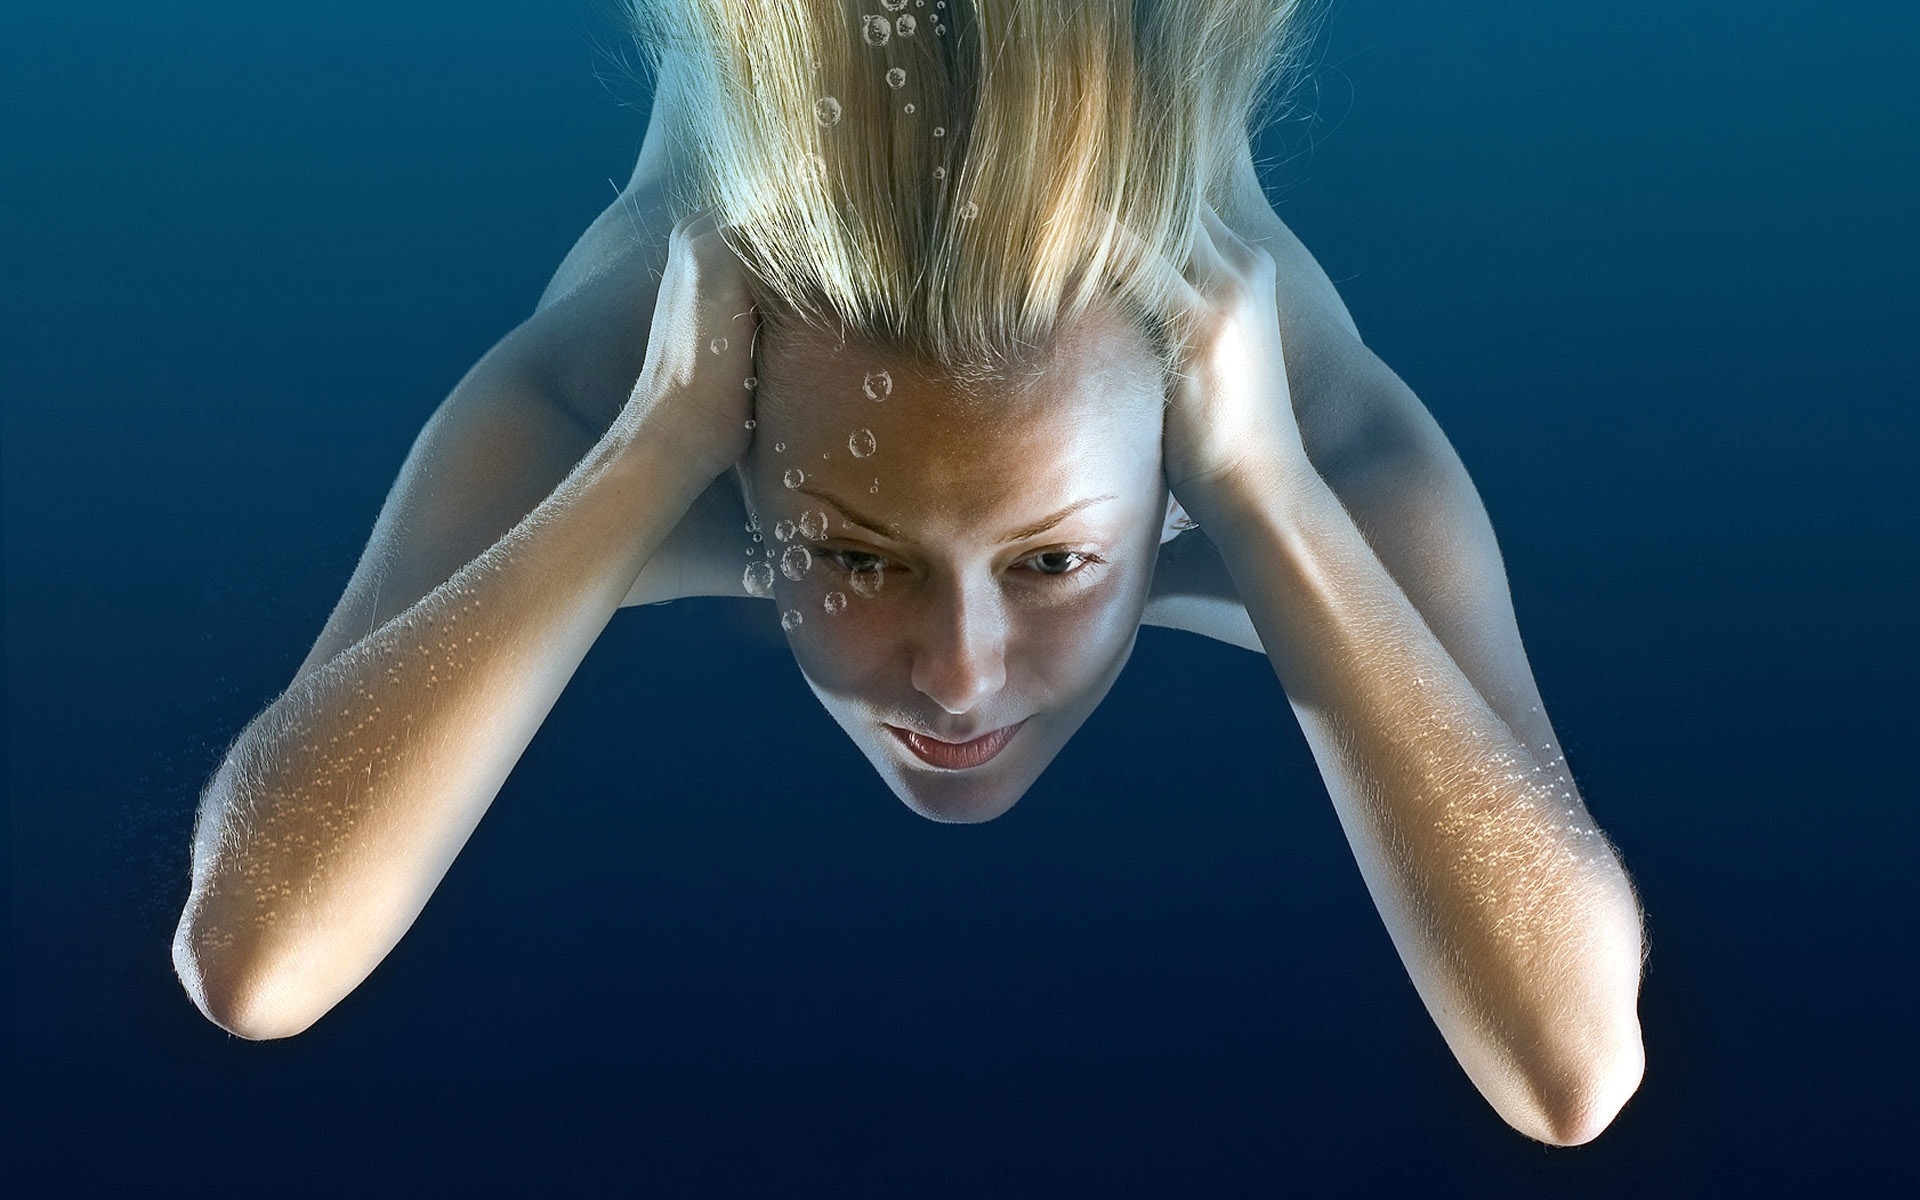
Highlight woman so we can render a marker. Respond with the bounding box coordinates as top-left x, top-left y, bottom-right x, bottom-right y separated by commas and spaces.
172, 0, 1645, 1145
